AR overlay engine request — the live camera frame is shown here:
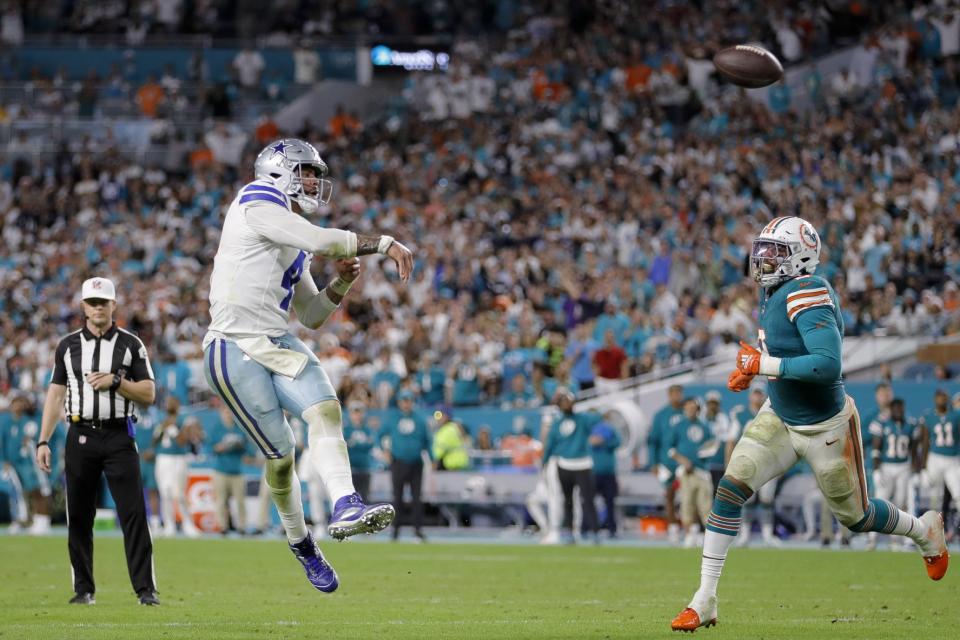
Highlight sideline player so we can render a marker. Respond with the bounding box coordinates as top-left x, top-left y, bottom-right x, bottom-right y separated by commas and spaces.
867, 399, 920, 550
672, 217, 948, 632
203, 138, 413, 592
918, 389, 960, 540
